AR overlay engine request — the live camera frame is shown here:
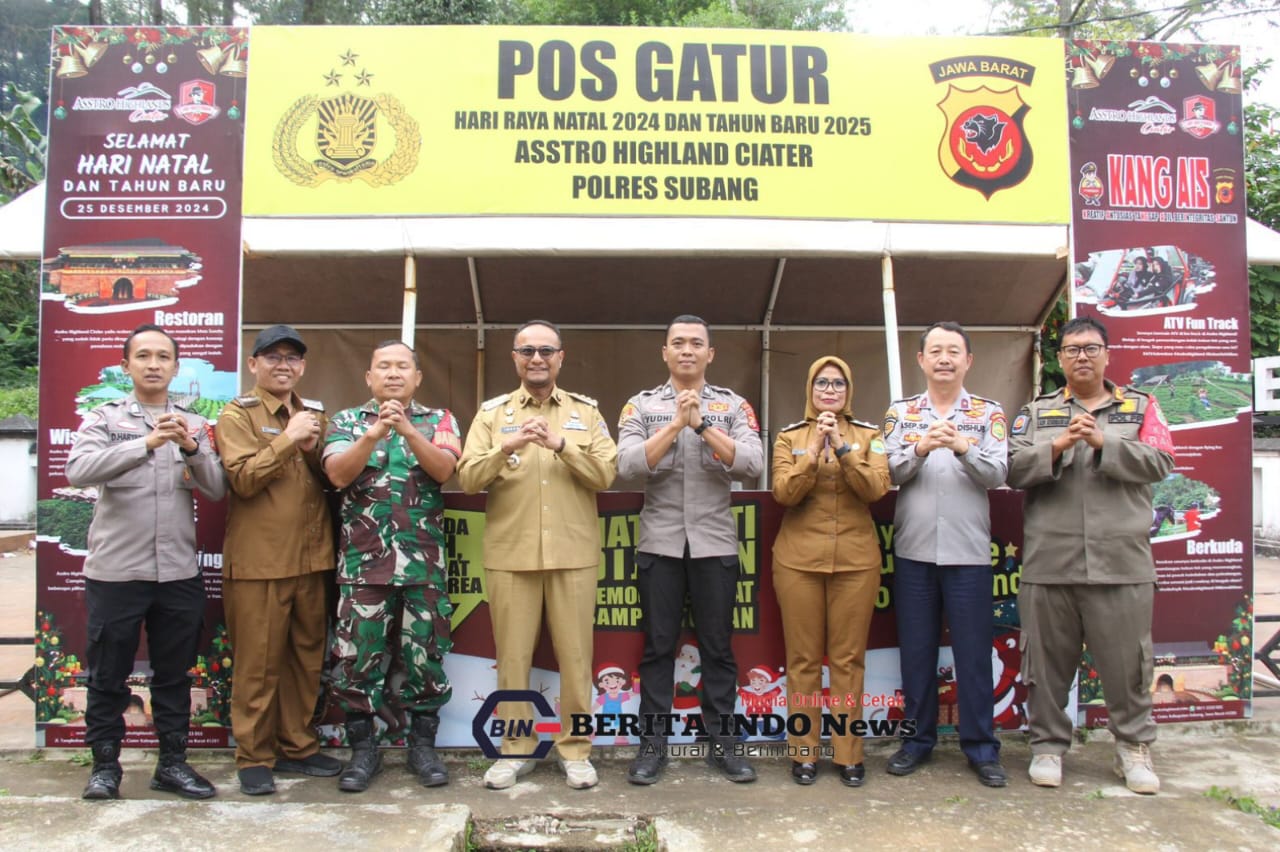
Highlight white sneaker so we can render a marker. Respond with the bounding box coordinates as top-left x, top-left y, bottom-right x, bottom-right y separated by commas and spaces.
1114, 742, 1159, 795
1029, 754, 1062, 787
483, 759, 535, 790
561, 758, 598, 790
